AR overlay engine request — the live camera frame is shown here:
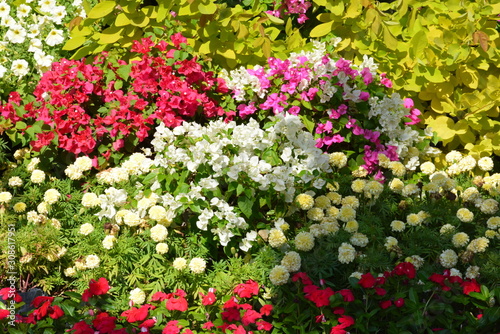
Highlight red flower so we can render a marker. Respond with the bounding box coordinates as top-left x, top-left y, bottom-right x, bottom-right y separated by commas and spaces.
70, 321, 94, 334
331, 315, 355, 334
139, 318, 157, 329
242, 309, 261, 326
292, 272, 313, 285
392, 262, 416, 279
222, 307, 241, 322
0, 309, 10, 320
163, 320, 182, 334
256, 320, 273, 331
358, 273, 376, 289
48, 305, 64, 320
379, 300, 392, 309
200, 290, 216, 306
260, 304, 273, 316
234, 280, 259, 298
338, 289, 355, 302
151, 291, 169, 302
93, 312, 117, 333
0, 288, 23, 303
82, 278, 110, 302
374, 287, 387, 296
394, 298, 405, 308
306, 287, 335, 308
171, 33, 187, 48
461, 279, 481, 295
166, 296, 188, 312
202, 321, 215, 329
121, 305, 154, 323
332, 307, 345, 315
